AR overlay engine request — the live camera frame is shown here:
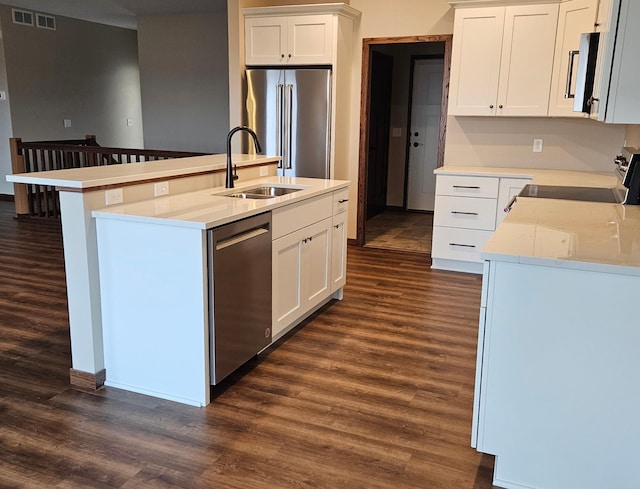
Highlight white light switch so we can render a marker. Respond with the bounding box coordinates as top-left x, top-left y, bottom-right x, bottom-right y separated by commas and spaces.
64, 119, 71, 128
0, 91, 6, 101
533, 139, 543, 153
127, 118, 133, 126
